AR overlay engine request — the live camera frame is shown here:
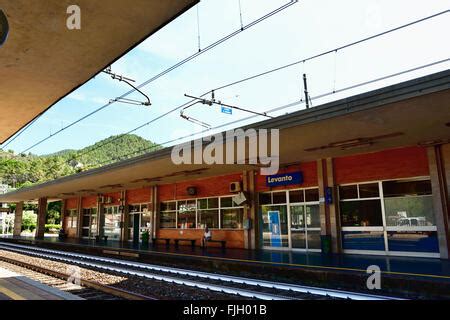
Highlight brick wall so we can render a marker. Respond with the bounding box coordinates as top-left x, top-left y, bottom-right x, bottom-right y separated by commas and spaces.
65, 197, 78, 209
158, 173, 243, 201
127, 187, 151, 204
81, 196, 97, 208
334, 146, 429, 184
